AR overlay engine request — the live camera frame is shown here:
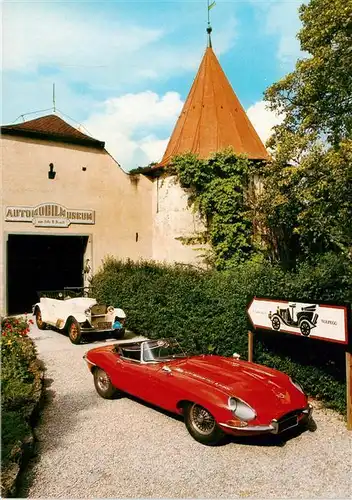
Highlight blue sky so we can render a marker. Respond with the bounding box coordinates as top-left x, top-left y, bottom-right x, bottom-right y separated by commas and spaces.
2, 0, 303, 170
